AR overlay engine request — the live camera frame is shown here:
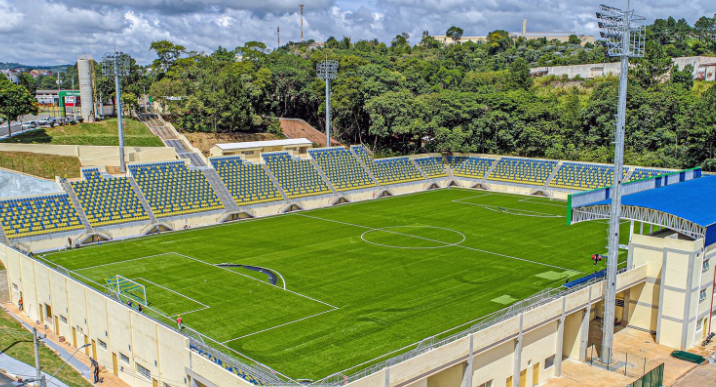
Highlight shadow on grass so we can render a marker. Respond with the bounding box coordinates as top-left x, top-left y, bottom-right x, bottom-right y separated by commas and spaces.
1, 129, 53, 144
